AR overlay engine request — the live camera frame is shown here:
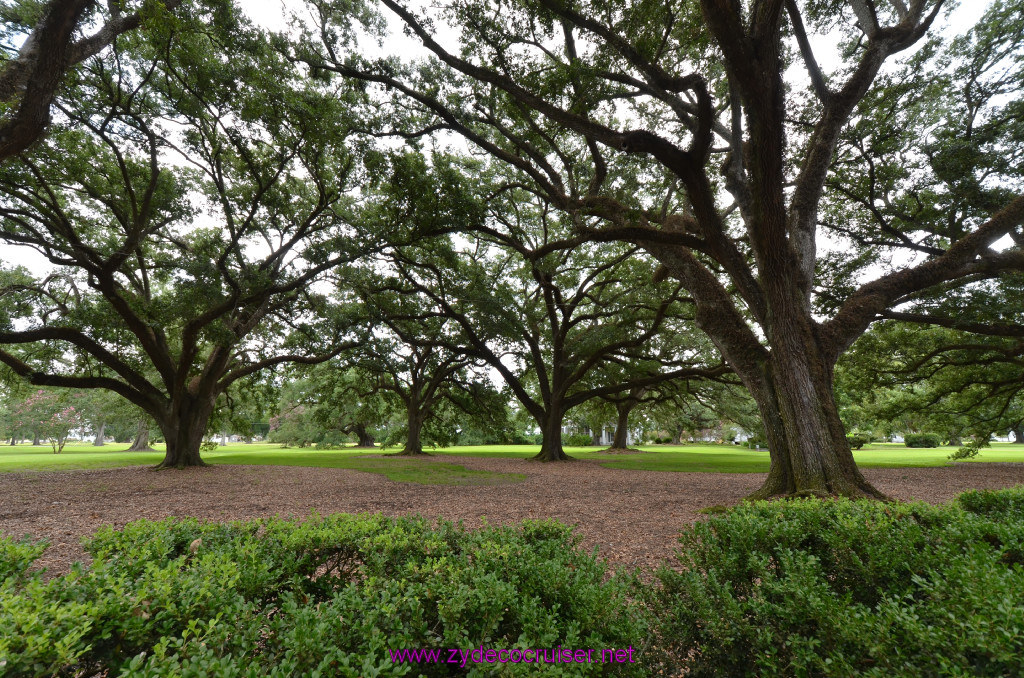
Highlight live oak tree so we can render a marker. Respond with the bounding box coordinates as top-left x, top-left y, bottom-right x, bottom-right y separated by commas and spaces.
570, 333, 728, 449
0, 1, 375, 468
837, 285, 1024, 445
327, 325, 476, 456
300, 0, 1024, 496
603, 383, 679, 450
364, 157, 728, 461
269, 365, 393, 448
0, 0, 182, 159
